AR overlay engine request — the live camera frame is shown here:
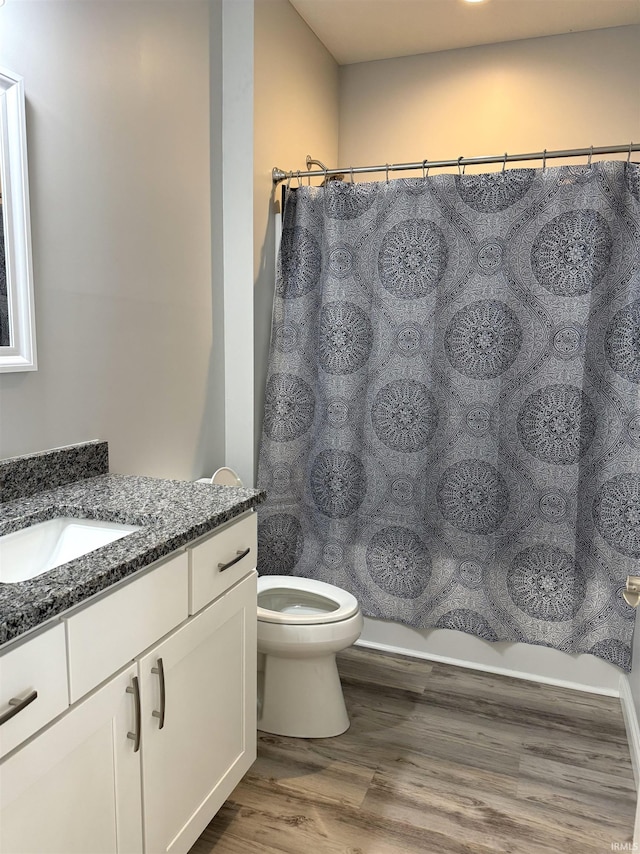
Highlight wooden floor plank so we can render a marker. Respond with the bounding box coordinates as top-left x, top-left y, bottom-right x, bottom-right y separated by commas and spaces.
418, 665, 629, 747
244, 735, 377, 809
362, 749, 630, 853
337, 646, 434, 694
202, 779, 499, 854
517, 755, 636, 826
343, 678, 524, 775
521, 734, 636, 778
190, 646, 636, 854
